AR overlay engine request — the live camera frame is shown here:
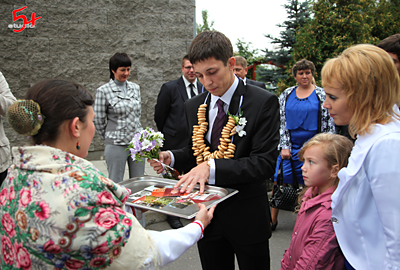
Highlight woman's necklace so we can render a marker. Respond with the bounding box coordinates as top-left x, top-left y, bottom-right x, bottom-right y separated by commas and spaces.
192, 94, 243, 165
